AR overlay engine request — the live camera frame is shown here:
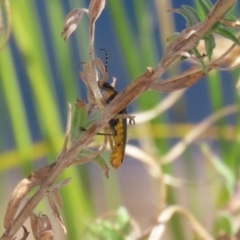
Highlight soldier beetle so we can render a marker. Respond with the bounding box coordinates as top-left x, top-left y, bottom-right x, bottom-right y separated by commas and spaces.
98, 49, 132, 168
